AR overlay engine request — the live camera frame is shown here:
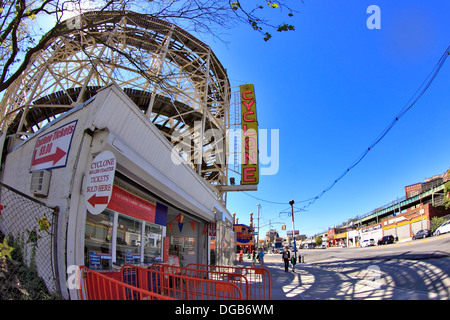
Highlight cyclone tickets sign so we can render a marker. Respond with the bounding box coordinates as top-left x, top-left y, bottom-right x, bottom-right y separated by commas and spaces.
85, 151, 116, 215
30, 120, 77, 172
